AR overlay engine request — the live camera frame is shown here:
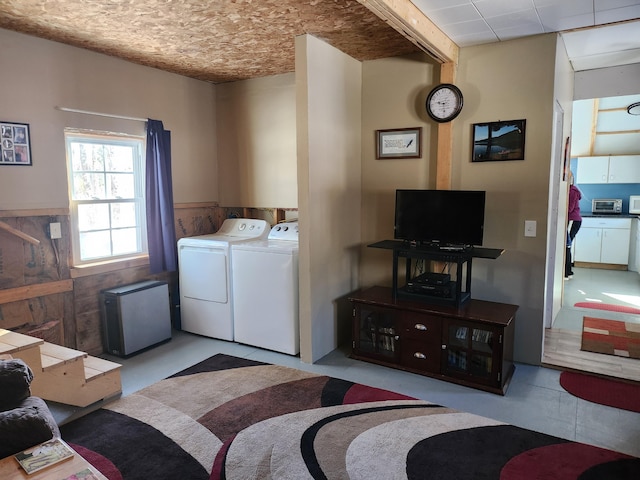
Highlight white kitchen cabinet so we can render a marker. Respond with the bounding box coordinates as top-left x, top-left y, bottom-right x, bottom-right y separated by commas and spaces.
576, 156, 609, 183
576, 155, 640, 184
574, 217, 631, 265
